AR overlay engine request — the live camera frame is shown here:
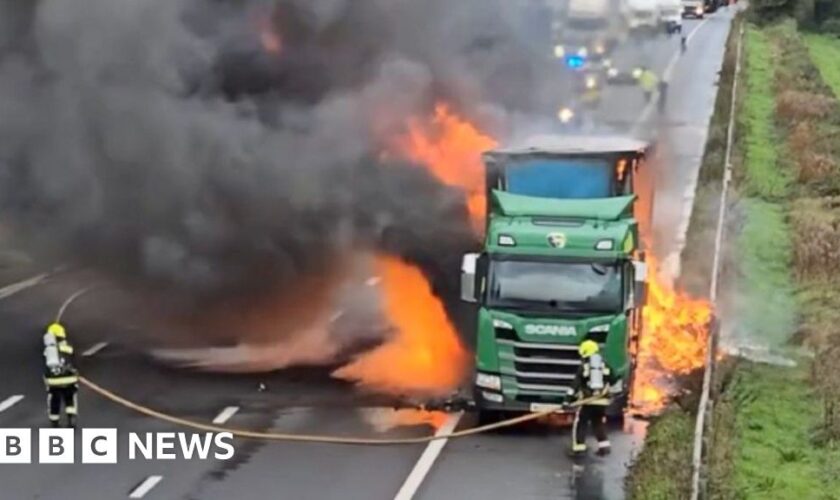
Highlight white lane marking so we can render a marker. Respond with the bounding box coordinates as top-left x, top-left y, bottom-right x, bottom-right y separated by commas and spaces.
633, 17, 712, 134
0, 395, 24, 413
82, 342, 108, 357
393, 412, 463, 500
129, 475, 163, 499
212, 406, 240, 425
0, 273, 48, 301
